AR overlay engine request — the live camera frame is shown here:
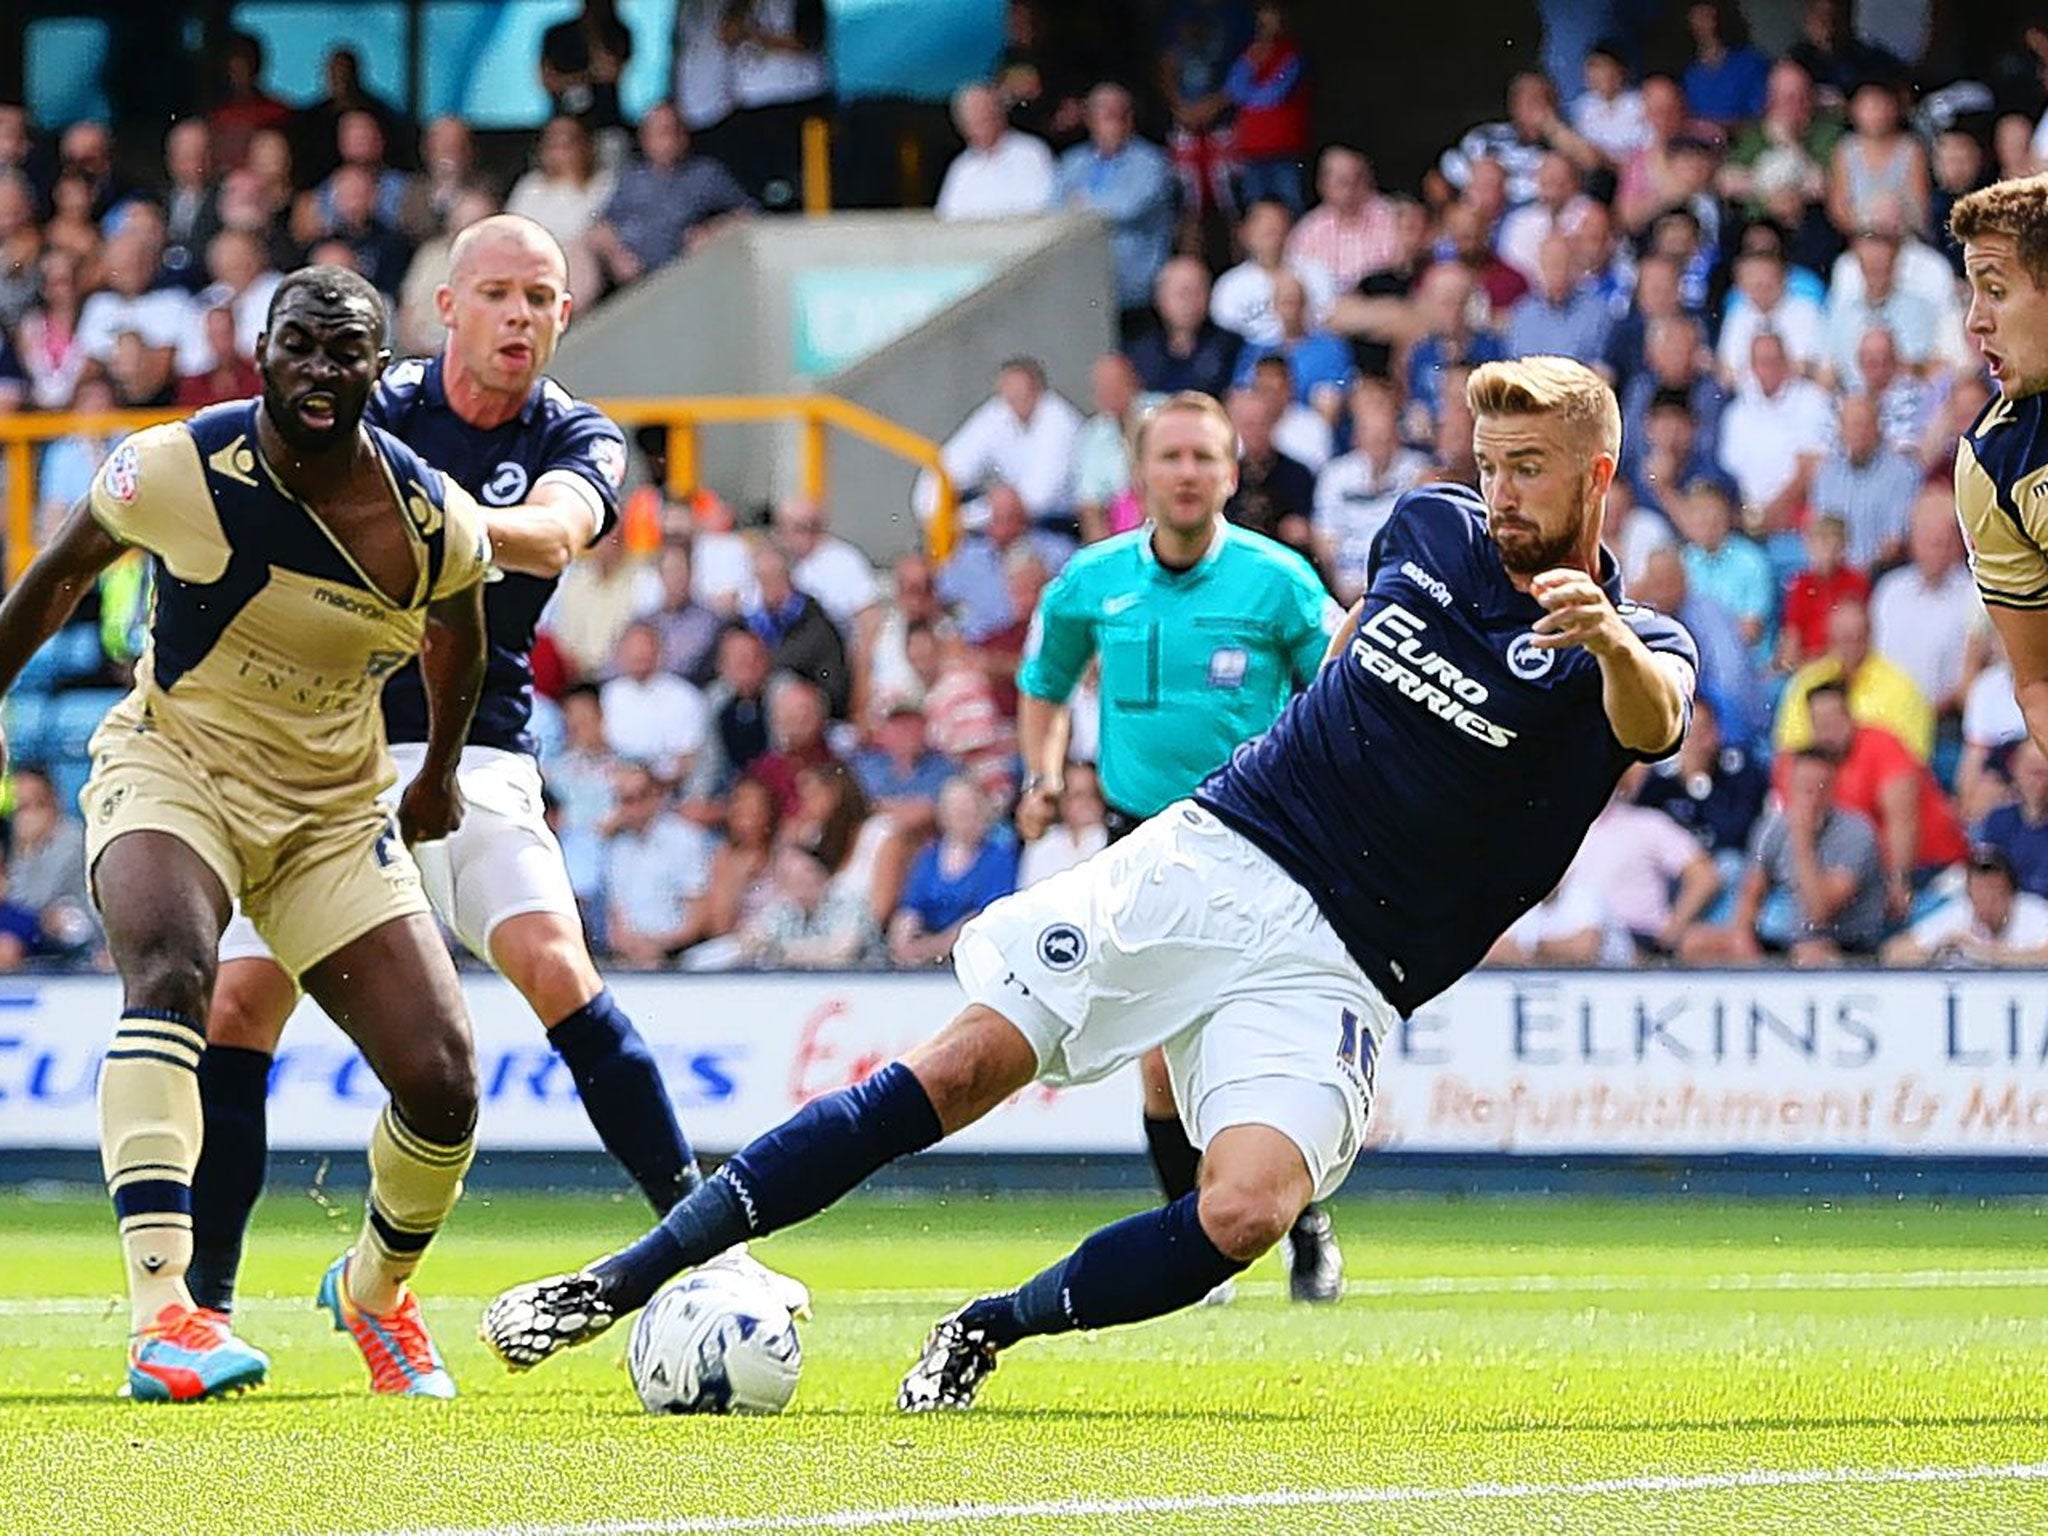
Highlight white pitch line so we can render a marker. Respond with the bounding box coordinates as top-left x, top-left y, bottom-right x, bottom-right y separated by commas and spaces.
7, 1266, 2048, 1319
359, 1460, 2048, 1536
